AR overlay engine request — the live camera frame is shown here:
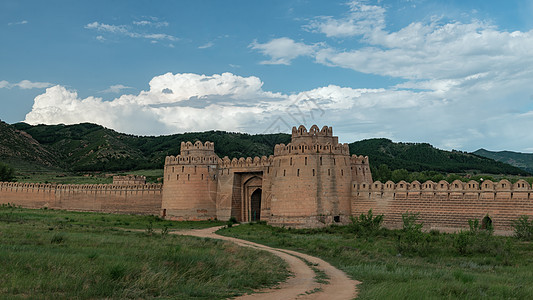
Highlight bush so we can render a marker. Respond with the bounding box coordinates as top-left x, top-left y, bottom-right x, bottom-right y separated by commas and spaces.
0, 163, 15, 182
512, 215, 533, 241
50, 233, 66, 244
350, 209, 384, 237
454, 217, 505, 256
397, 211, 429, 256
